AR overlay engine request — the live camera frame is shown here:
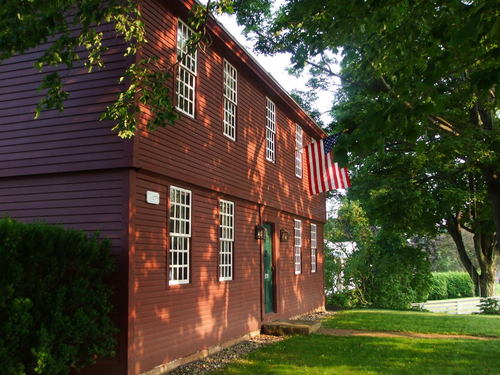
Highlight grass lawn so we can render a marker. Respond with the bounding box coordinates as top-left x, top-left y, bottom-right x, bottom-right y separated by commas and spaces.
208, 334, 500, 375
323, 309, 500, 337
